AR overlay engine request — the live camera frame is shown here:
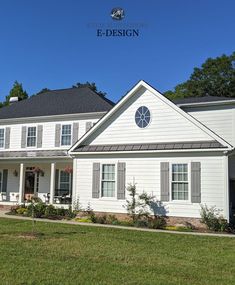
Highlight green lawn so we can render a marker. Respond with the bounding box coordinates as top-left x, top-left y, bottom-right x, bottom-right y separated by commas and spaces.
0, 218, 235, 285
